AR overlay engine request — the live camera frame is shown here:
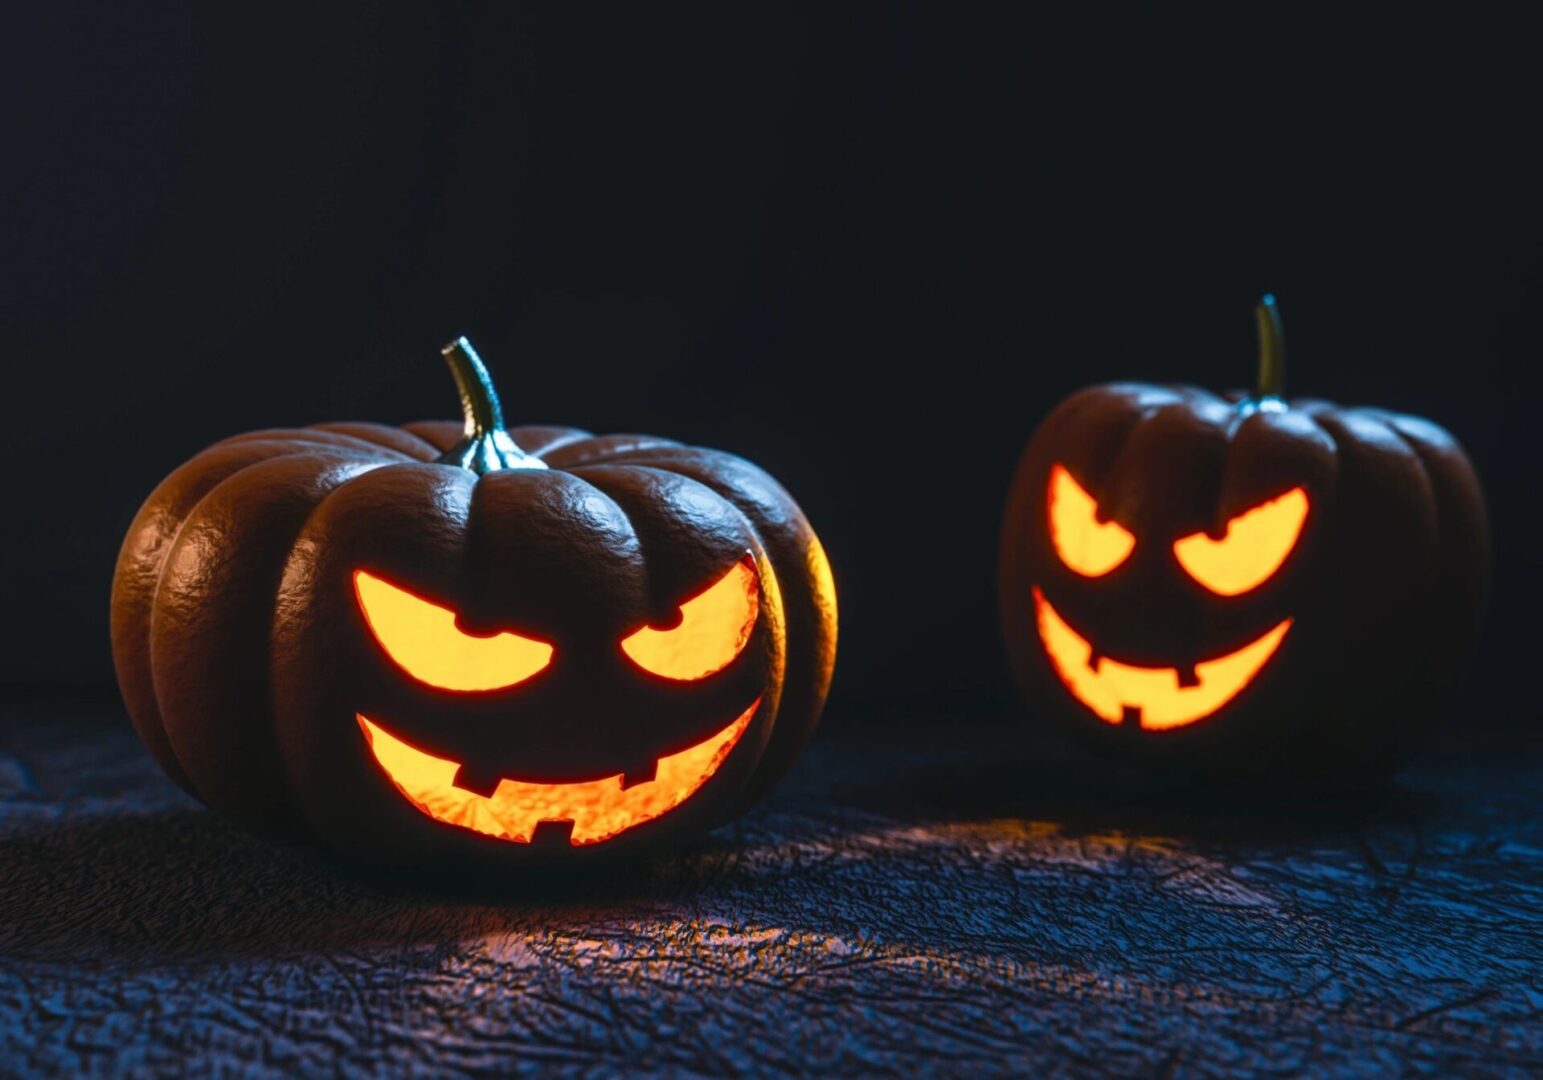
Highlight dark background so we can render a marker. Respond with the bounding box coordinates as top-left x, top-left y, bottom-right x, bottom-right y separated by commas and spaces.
2, 5, 1536, 720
